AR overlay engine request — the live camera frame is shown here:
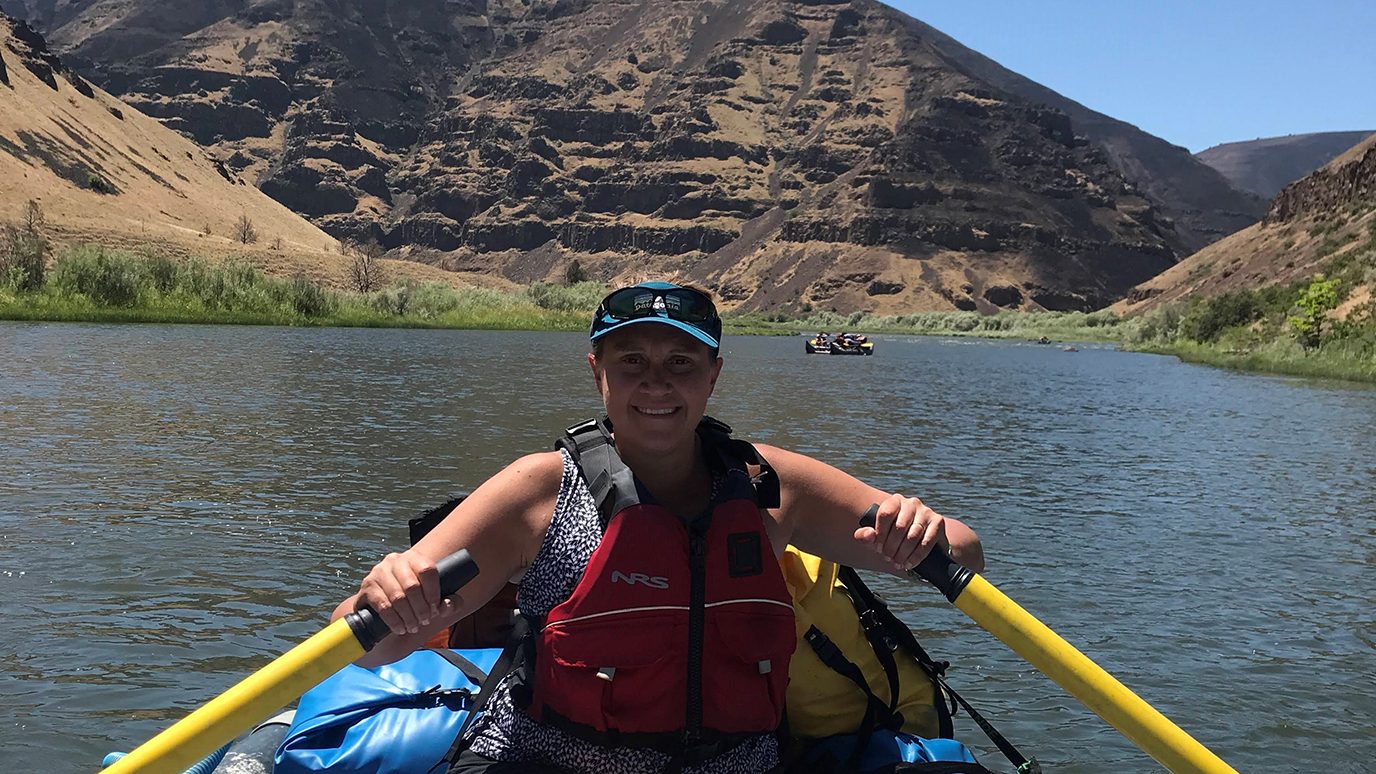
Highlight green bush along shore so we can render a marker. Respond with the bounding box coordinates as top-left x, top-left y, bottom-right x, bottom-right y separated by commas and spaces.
0, 243, 596, 330
3, 209, 1372, 383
